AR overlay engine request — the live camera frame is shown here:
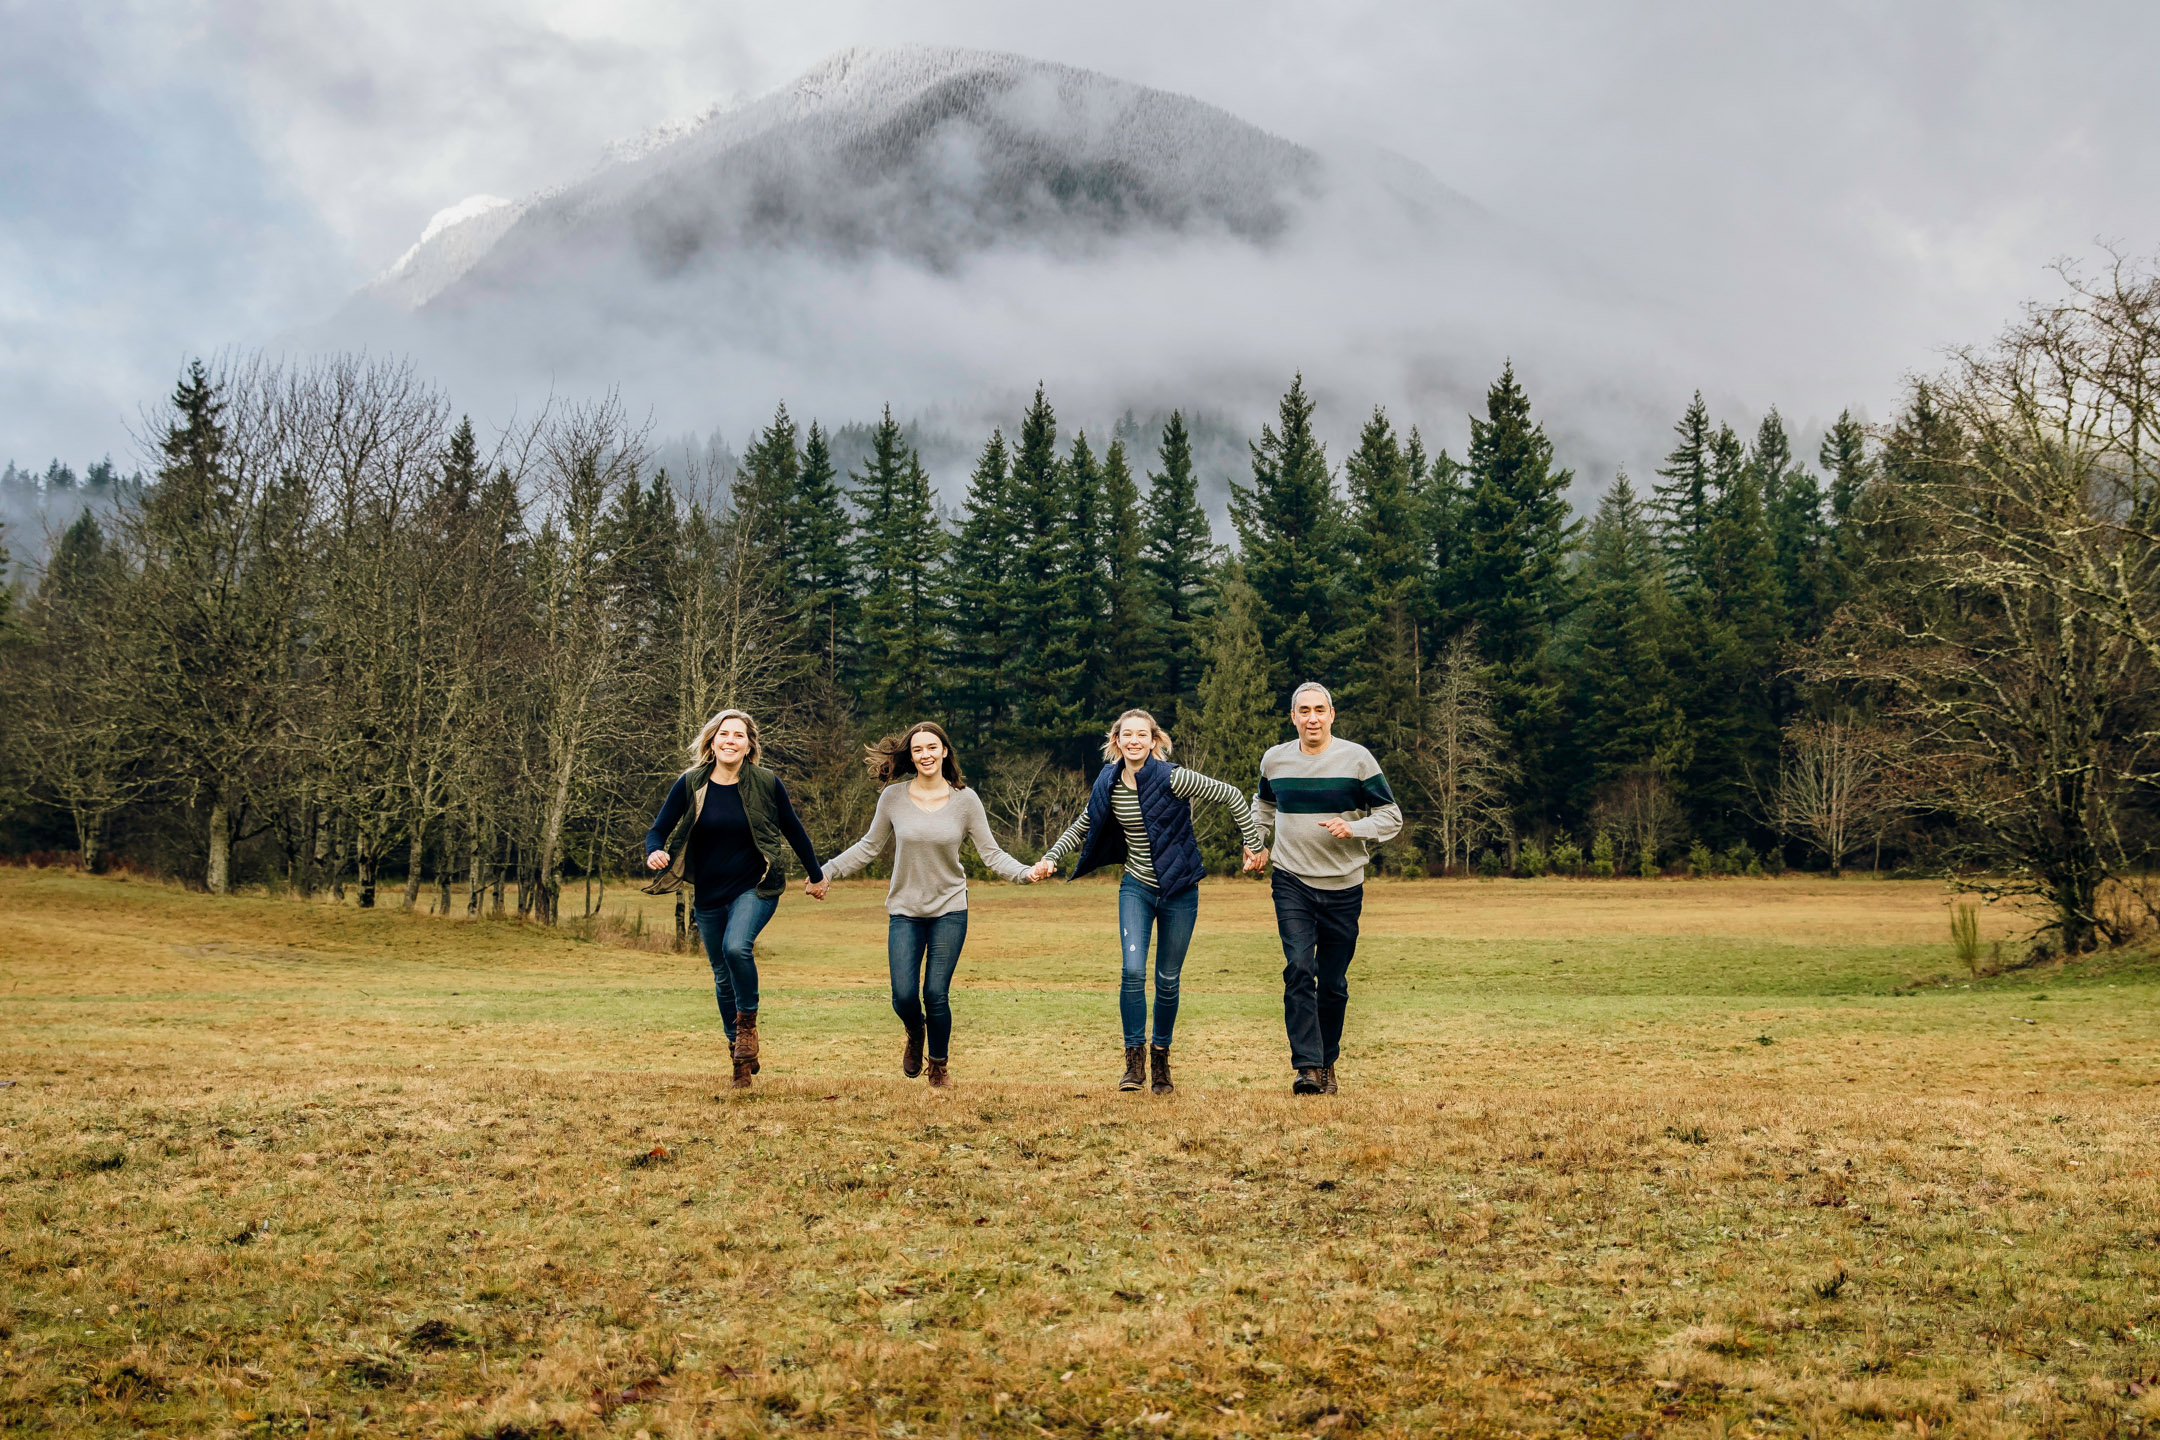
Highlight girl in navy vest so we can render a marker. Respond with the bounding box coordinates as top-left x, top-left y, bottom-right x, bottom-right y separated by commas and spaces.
1031, 710, 1270, 1094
